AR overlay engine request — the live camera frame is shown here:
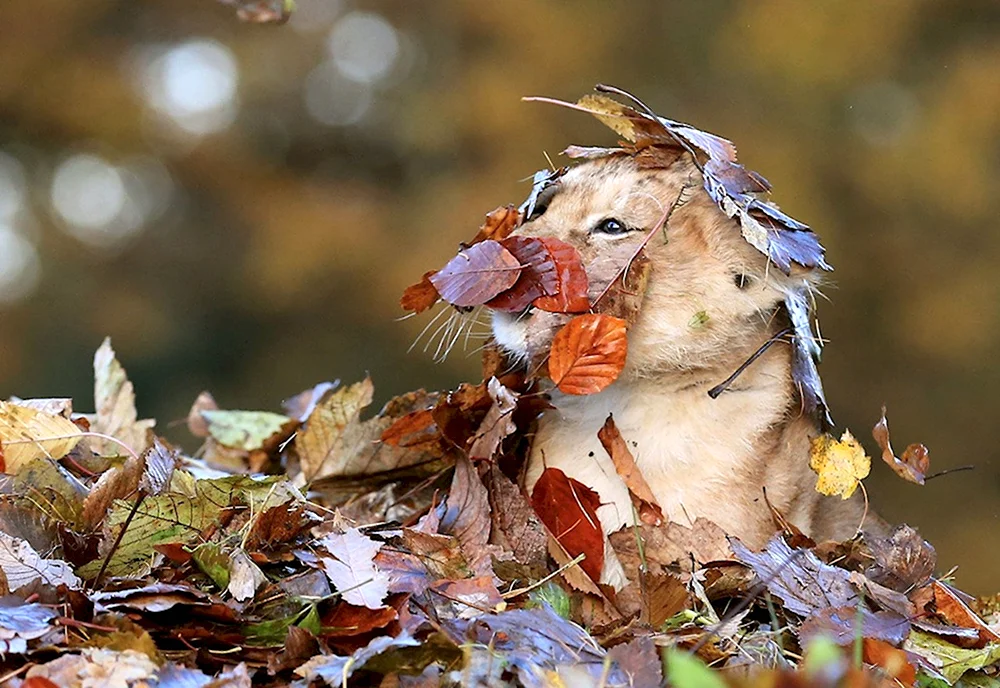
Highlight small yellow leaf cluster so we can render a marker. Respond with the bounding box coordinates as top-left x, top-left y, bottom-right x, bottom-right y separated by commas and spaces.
809, 430, 871, 500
